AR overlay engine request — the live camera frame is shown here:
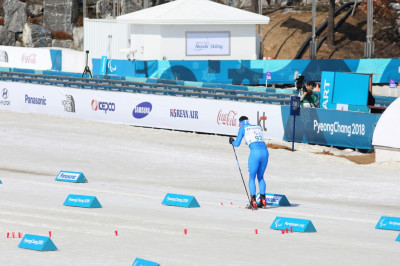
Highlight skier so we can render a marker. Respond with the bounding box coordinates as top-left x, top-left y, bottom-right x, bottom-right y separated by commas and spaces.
229, 116, 269, 209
